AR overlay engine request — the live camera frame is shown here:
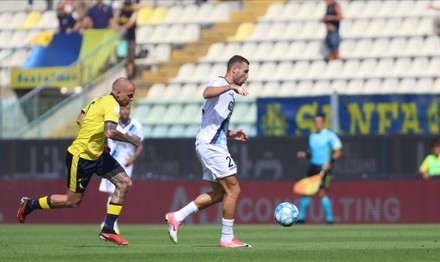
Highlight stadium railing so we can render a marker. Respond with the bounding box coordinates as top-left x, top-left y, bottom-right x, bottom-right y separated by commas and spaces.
0, 31, 124, 138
